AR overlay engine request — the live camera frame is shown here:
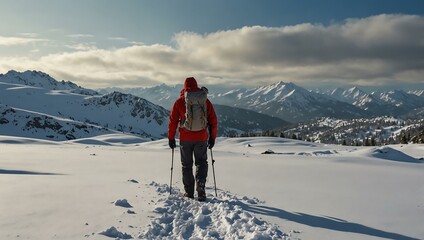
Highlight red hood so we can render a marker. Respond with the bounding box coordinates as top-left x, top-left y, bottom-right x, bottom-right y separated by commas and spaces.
180, 77, 200, 96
